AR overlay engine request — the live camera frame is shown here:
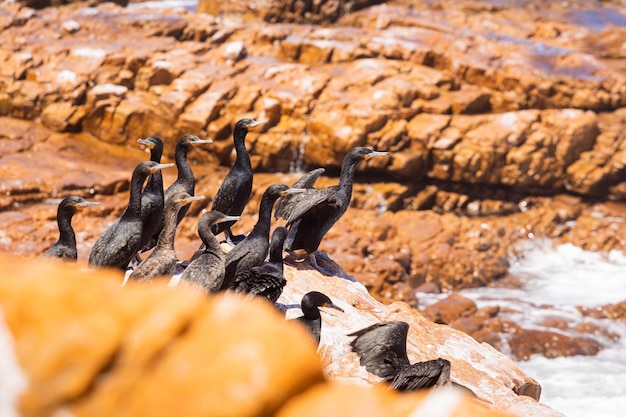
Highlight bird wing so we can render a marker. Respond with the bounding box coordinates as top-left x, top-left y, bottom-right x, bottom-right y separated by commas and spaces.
274, 186, 340, 225
232, 264, 286, 301
389, 359, 451, 391
348, 321, 411, 380
292, 168, 325, 189
211, 174, 237, 214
